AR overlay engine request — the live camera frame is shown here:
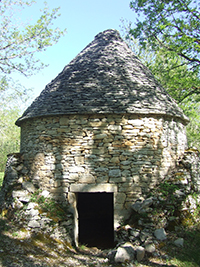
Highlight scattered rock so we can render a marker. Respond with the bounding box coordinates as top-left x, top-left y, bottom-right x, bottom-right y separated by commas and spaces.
22, 181, 36, 193
136, 246, 145, 261
41, 190, 50, 198
114, 242, 135, 263
174, 238, 184, 247
154, 228, 167, 241
145, 243, 156, 253
28, 220, 40, 228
